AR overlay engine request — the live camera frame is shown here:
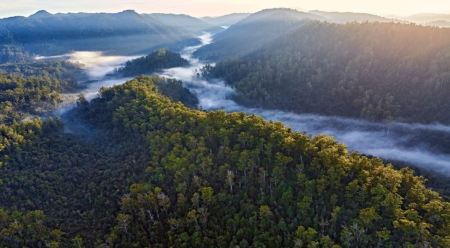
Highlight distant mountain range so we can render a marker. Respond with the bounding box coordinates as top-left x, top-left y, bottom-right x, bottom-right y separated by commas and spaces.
0, 10, 201, 55
0, 10, 254, 56
2, 8, 450, 57
194, 8, 424, 61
